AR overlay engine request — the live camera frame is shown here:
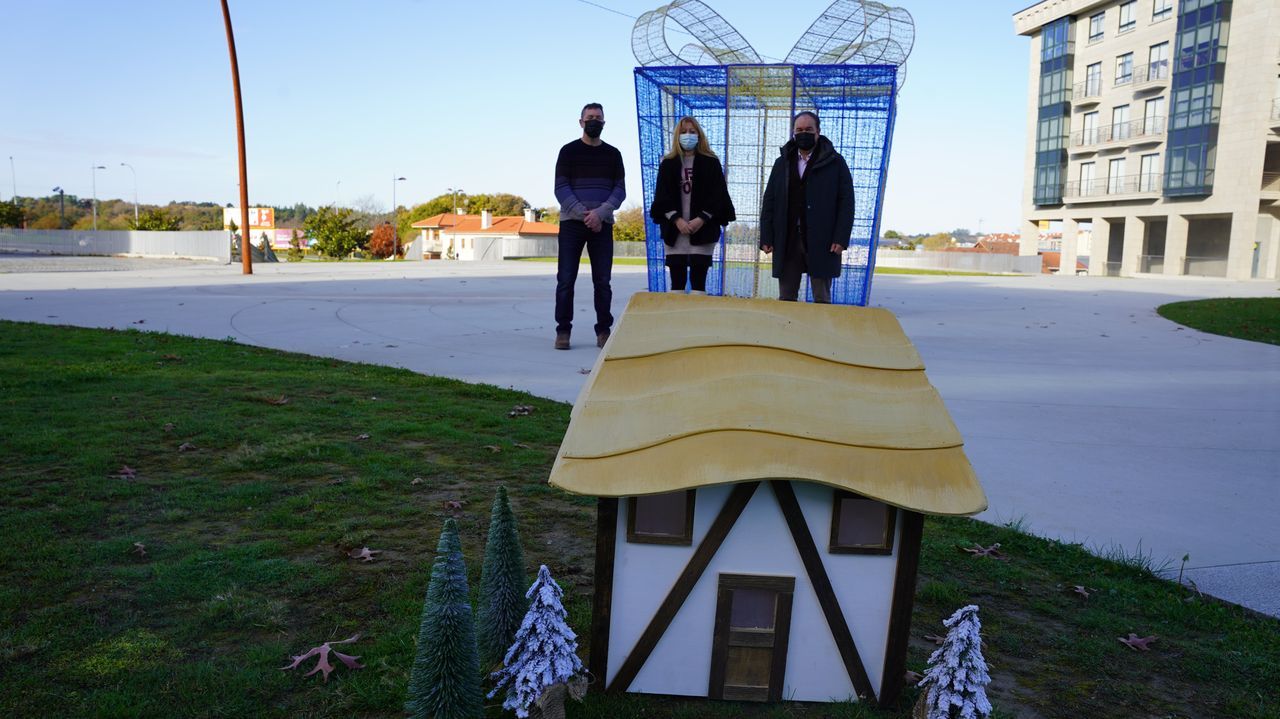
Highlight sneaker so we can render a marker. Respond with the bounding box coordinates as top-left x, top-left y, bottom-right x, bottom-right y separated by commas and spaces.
554, 332, 570, 350
596, 330, 610, 348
